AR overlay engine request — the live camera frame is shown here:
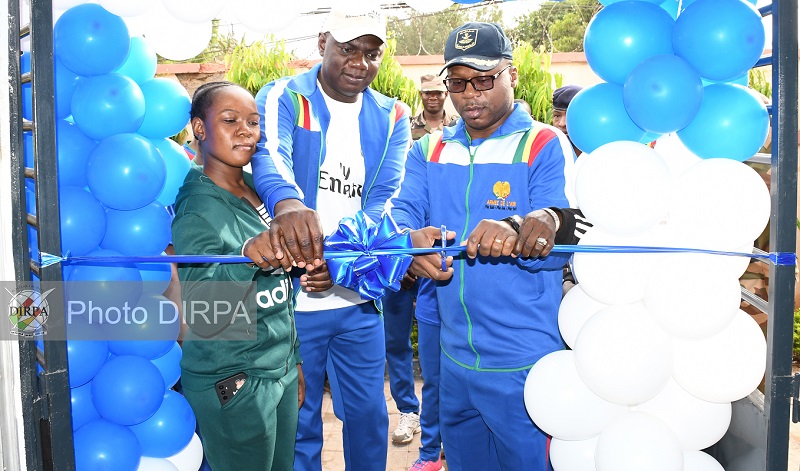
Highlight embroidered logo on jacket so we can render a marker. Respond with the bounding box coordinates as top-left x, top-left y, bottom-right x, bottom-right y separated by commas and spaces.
486, 181, 517, 210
